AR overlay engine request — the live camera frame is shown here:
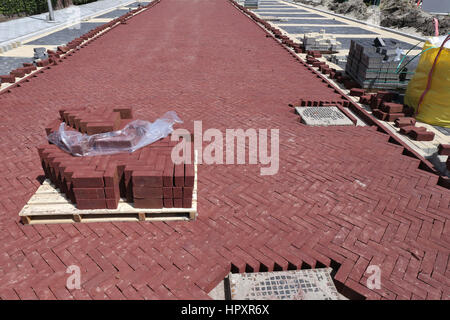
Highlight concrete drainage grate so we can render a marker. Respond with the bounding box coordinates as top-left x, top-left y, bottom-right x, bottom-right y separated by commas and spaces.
295, 106, 354, 126
227, 268, 341, 300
